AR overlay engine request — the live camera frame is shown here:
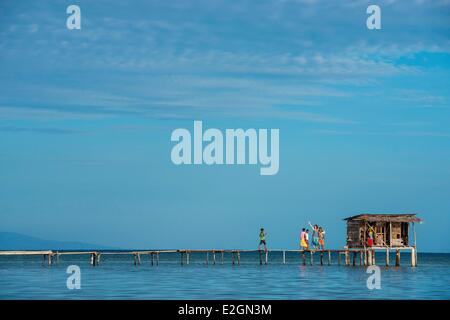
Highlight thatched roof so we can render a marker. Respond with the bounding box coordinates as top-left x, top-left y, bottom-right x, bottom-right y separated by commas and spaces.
343, 213, 422, 223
